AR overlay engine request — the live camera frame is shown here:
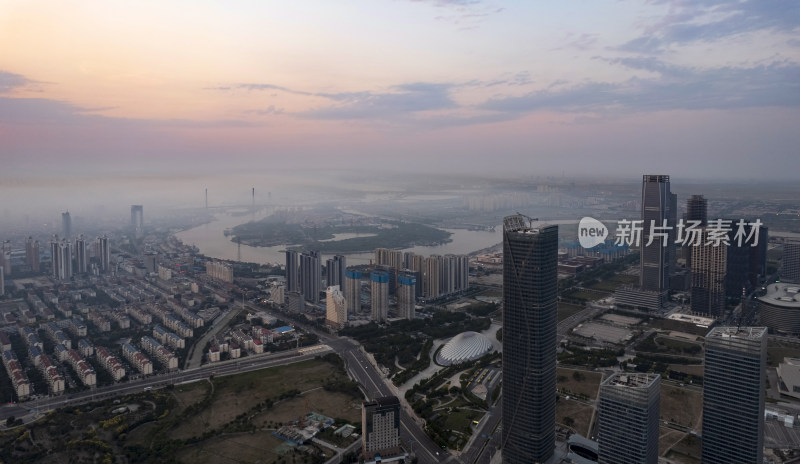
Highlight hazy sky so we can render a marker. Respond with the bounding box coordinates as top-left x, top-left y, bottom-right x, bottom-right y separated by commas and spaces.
1, 0, 799, 180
